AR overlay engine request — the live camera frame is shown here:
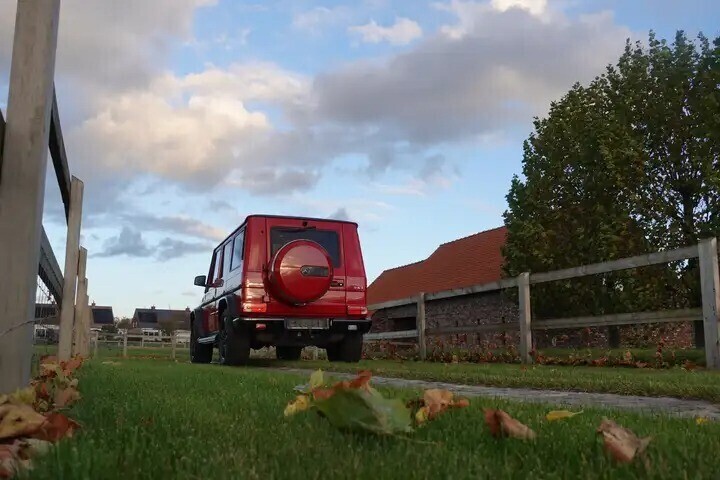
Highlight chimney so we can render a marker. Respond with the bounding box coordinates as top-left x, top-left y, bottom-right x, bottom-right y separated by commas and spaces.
151, 305, 156, 310
91, 301, 96, 307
